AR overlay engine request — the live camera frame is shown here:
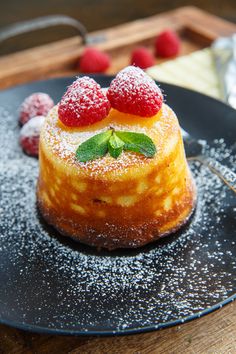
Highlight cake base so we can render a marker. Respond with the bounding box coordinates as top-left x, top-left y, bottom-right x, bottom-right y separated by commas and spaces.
37, 182, 196, 250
